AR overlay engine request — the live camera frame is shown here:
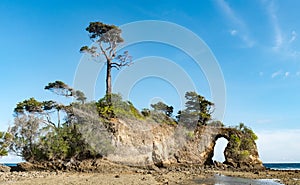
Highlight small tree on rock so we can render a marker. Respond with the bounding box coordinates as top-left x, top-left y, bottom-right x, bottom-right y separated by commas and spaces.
177, 91, 214, 128
151, 101, 173, 117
